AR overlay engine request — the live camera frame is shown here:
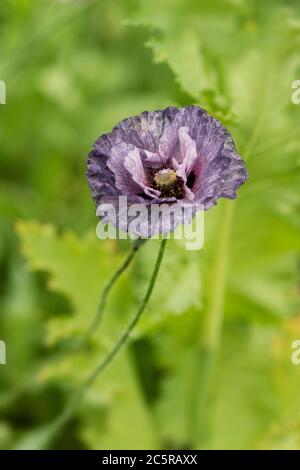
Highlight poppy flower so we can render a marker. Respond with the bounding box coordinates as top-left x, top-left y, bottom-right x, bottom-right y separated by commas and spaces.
87, 106, 248, 236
